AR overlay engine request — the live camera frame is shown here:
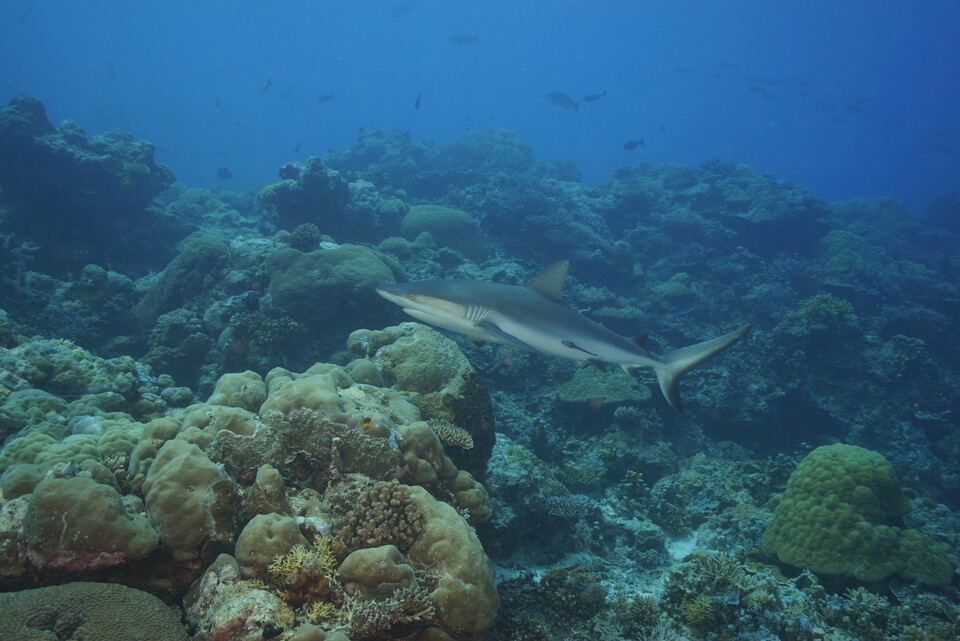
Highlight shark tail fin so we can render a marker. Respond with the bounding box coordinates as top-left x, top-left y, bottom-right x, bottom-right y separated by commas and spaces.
645, 323, 753, 413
